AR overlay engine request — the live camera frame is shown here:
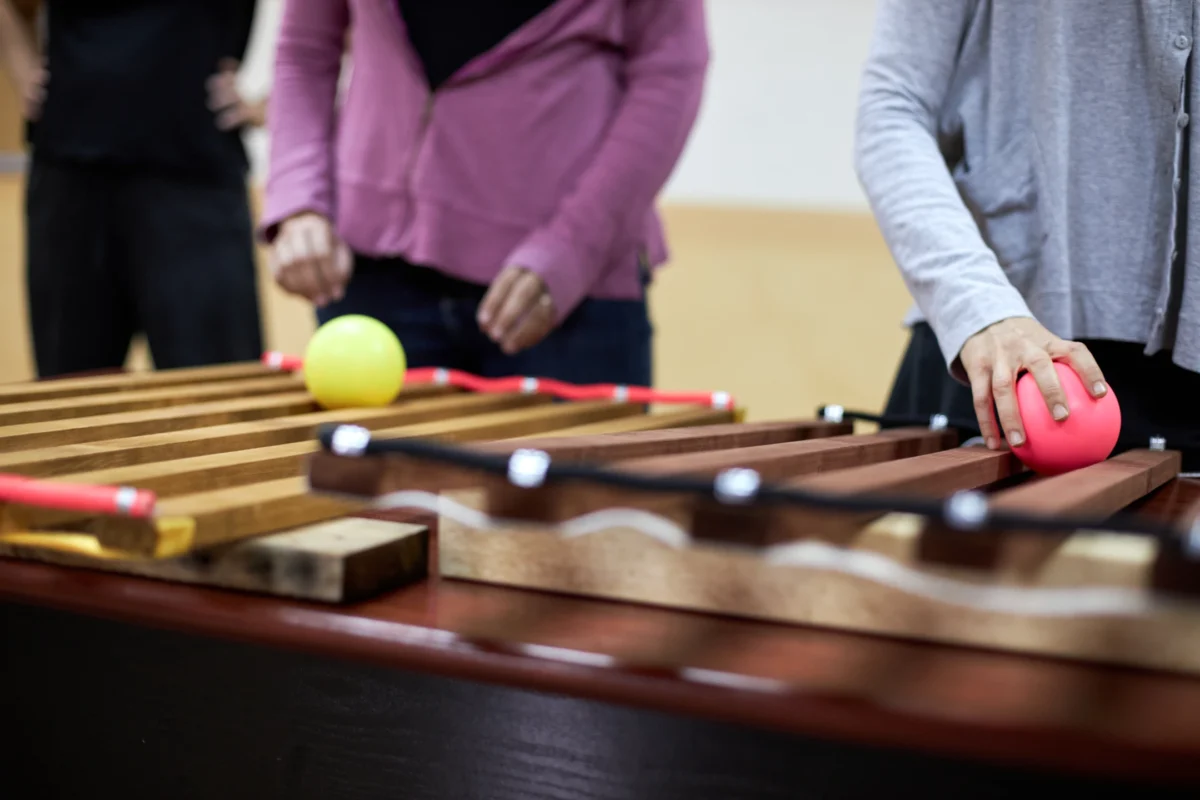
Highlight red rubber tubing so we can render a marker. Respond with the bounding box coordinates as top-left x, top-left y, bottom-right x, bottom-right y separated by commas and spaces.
0, 475, 156, 517
262, 353, 736, 409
